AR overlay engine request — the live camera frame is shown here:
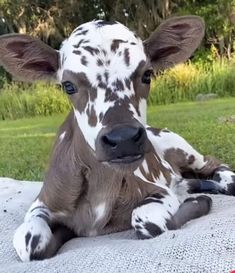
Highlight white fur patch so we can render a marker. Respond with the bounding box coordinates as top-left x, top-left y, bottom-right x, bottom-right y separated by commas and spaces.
139, 98, 147, 124
59, 21, 146, 84
216, 170, 235, 190
132, 193, 180, 237
59, 131, 66, 143
172, 179, 190, 202
24, 199, 51, 222
94, 202, 106, 222
141, 159, 149, 175
13, 217, 52, 262
146, 129, 206, 170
